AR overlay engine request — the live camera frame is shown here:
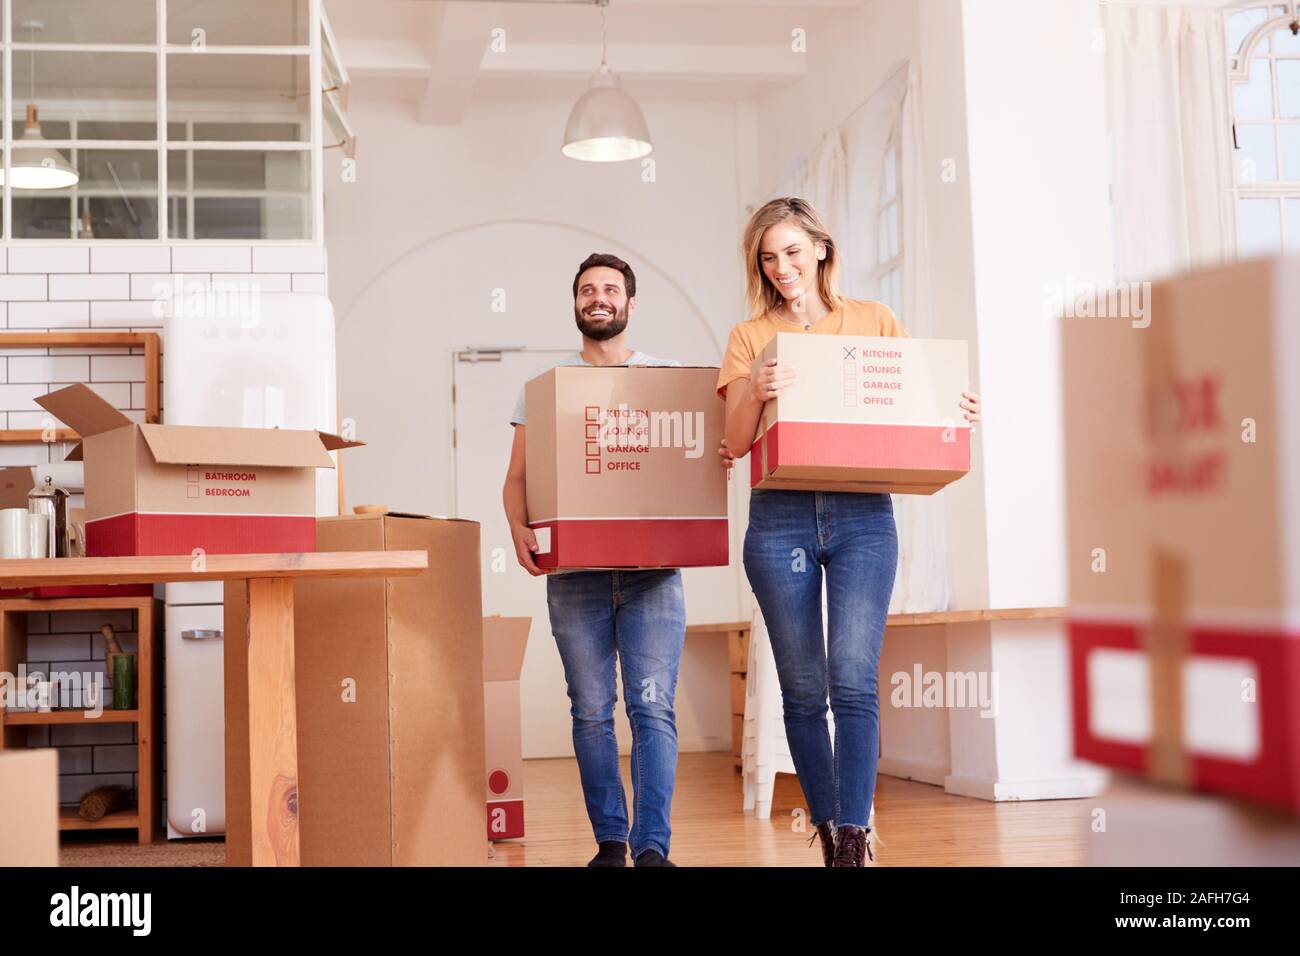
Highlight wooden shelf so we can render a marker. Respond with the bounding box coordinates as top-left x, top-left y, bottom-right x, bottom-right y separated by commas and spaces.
58, 806, 140, 831
0, 550, 427, 587
4, 709, 138, 725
